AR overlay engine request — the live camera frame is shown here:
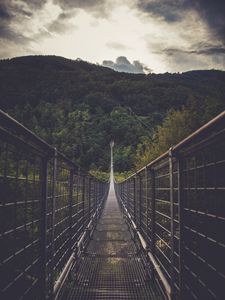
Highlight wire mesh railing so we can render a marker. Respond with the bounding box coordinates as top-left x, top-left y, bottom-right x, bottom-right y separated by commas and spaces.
0, 110, 109, 300
115, 110, 225, 300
